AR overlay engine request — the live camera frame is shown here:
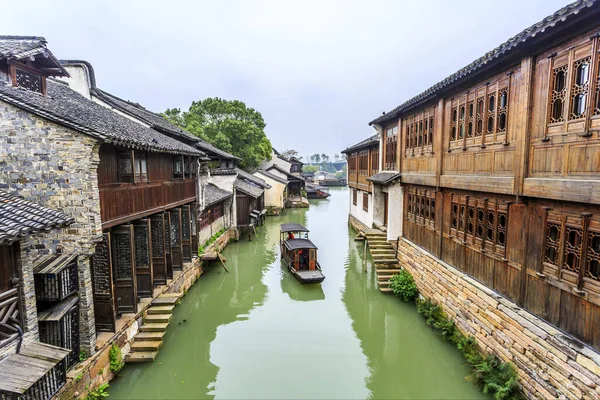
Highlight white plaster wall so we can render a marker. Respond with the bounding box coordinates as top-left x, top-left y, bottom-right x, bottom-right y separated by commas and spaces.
349, 188, 373, 229
372, 185, 386, 227
253, 172, 286, 209
387, 183, 403, 242
207, 174, 237, 227
57, 65, 92, 99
